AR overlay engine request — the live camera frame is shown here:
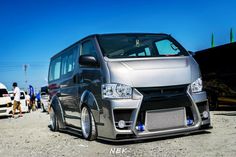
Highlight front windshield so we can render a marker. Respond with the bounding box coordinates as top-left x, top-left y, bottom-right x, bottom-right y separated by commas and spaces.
98, 34, 188, 59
